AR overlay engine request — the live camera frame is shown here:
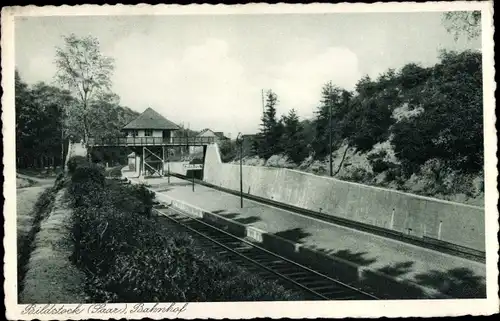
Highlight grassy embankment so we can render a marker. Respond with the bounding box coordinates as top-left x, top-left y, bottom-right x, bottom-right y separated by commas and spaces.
67, 156, 303, 302
17, 173, 87, 303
